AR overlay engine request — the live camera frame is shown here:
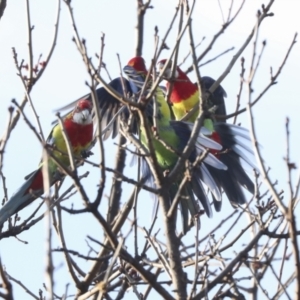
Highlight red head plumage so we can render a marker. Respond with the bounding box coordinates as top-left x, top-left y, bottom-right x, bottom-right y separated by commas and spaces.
127, 57, 147, 75
75, 99, 93, 111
